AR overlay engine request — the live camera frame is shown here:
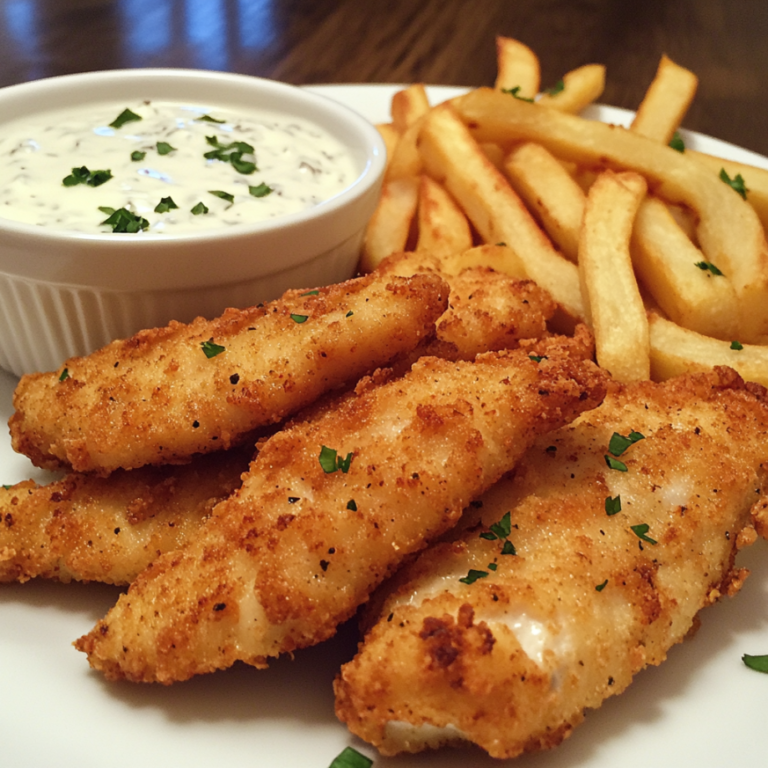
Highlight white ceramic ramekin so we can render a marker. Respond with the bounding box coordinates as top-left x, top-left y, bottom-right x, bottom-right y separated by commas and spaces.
0, 69, 385, 377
